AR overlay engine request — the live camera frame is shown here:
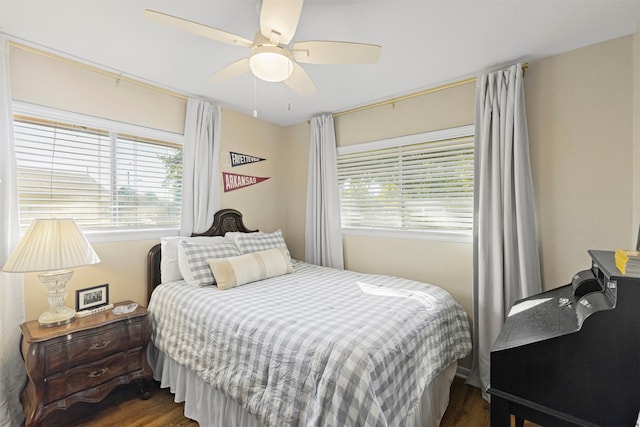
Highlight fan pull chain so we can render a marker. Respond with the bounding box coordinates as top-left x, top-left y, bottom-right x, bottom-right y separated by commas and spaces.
253, 76, 258, 118
287, 61, 292, 111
